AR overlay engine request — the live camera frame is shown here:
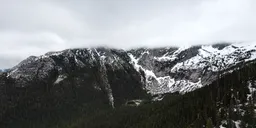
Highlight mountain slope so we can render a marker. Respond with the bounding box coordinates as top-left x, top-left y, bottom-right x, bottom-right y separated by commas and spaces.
6, 42, 256, 95
40, 60, 256, 128
128, 42, 256, 94
3, 59, 255, 128
0, 42, 256, 127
